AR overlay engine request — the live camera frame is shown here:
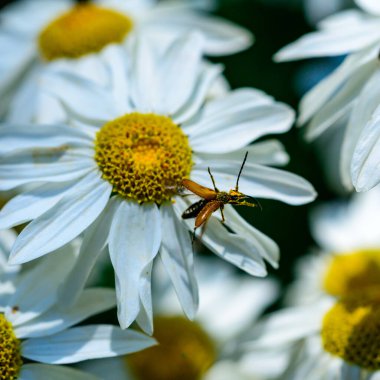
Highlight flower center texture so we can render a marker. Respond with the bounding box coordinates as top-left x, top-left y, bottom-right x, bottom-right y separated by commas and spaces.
323, 249, 380, 297
322, 290, 380, 370
0, 314, 22, 380
126, 316, 217, 380
38, 3, 133, 61
94, 113, 193, 204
